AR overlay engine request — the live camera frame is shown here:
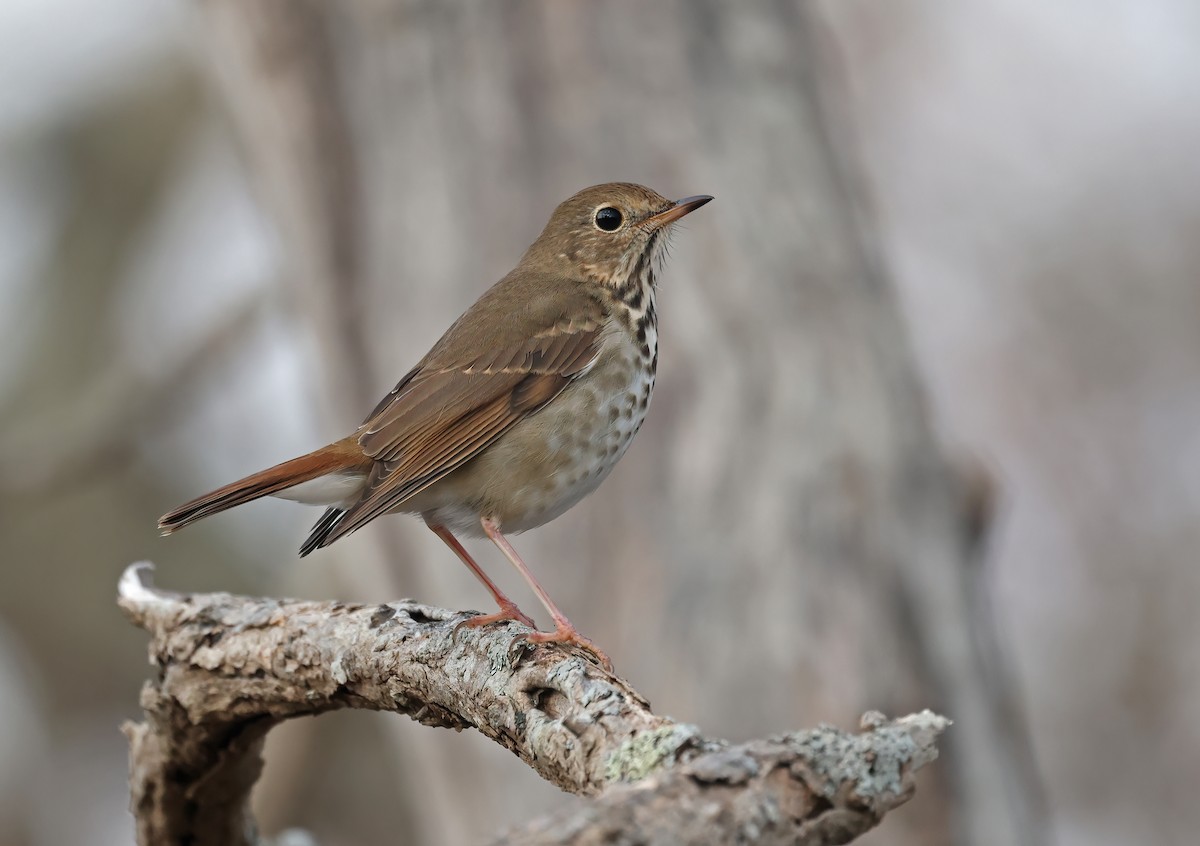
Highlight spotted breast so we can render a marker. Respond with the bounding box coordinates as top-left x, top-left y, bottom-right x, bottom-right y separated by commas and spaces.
410, 296, 658, 537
